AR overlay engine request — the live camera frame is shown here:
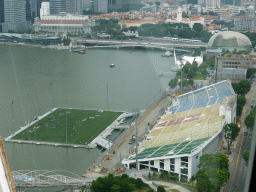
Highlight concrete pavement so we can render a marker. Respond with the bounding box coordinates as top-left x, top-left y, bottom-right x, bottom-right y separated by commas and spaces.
99, 93, 173, 172
224, 80, 256, 192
